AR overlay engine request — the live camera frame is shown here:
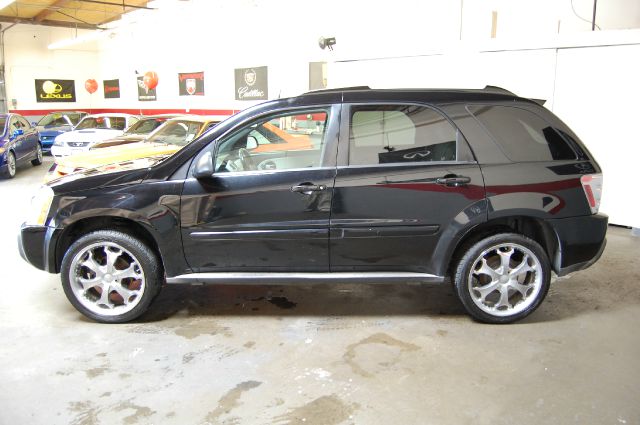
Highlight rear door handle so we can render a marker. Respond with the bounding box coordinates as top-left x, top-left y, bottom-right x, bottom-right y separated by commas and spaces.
436, 176, 471, 187
291, 183, 327, 194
